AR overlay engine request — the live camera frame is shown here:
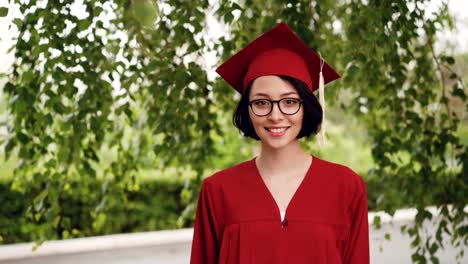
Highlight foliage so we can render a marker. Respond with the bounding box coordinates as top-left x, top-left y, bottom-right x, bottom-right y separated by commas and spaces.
0, 6, 8, 18
1, 0, 466, 263
0, 177, 185, 244
339, 2, 467, 263
2, 0, 215, 244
